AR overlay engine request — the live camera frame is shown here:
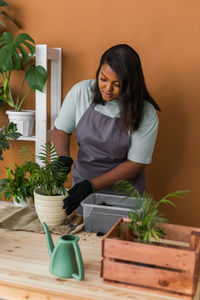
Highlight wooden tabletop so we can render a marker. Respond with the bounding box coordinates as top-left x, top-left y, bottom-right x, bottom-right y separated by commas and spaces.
1, 226, 196, 300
